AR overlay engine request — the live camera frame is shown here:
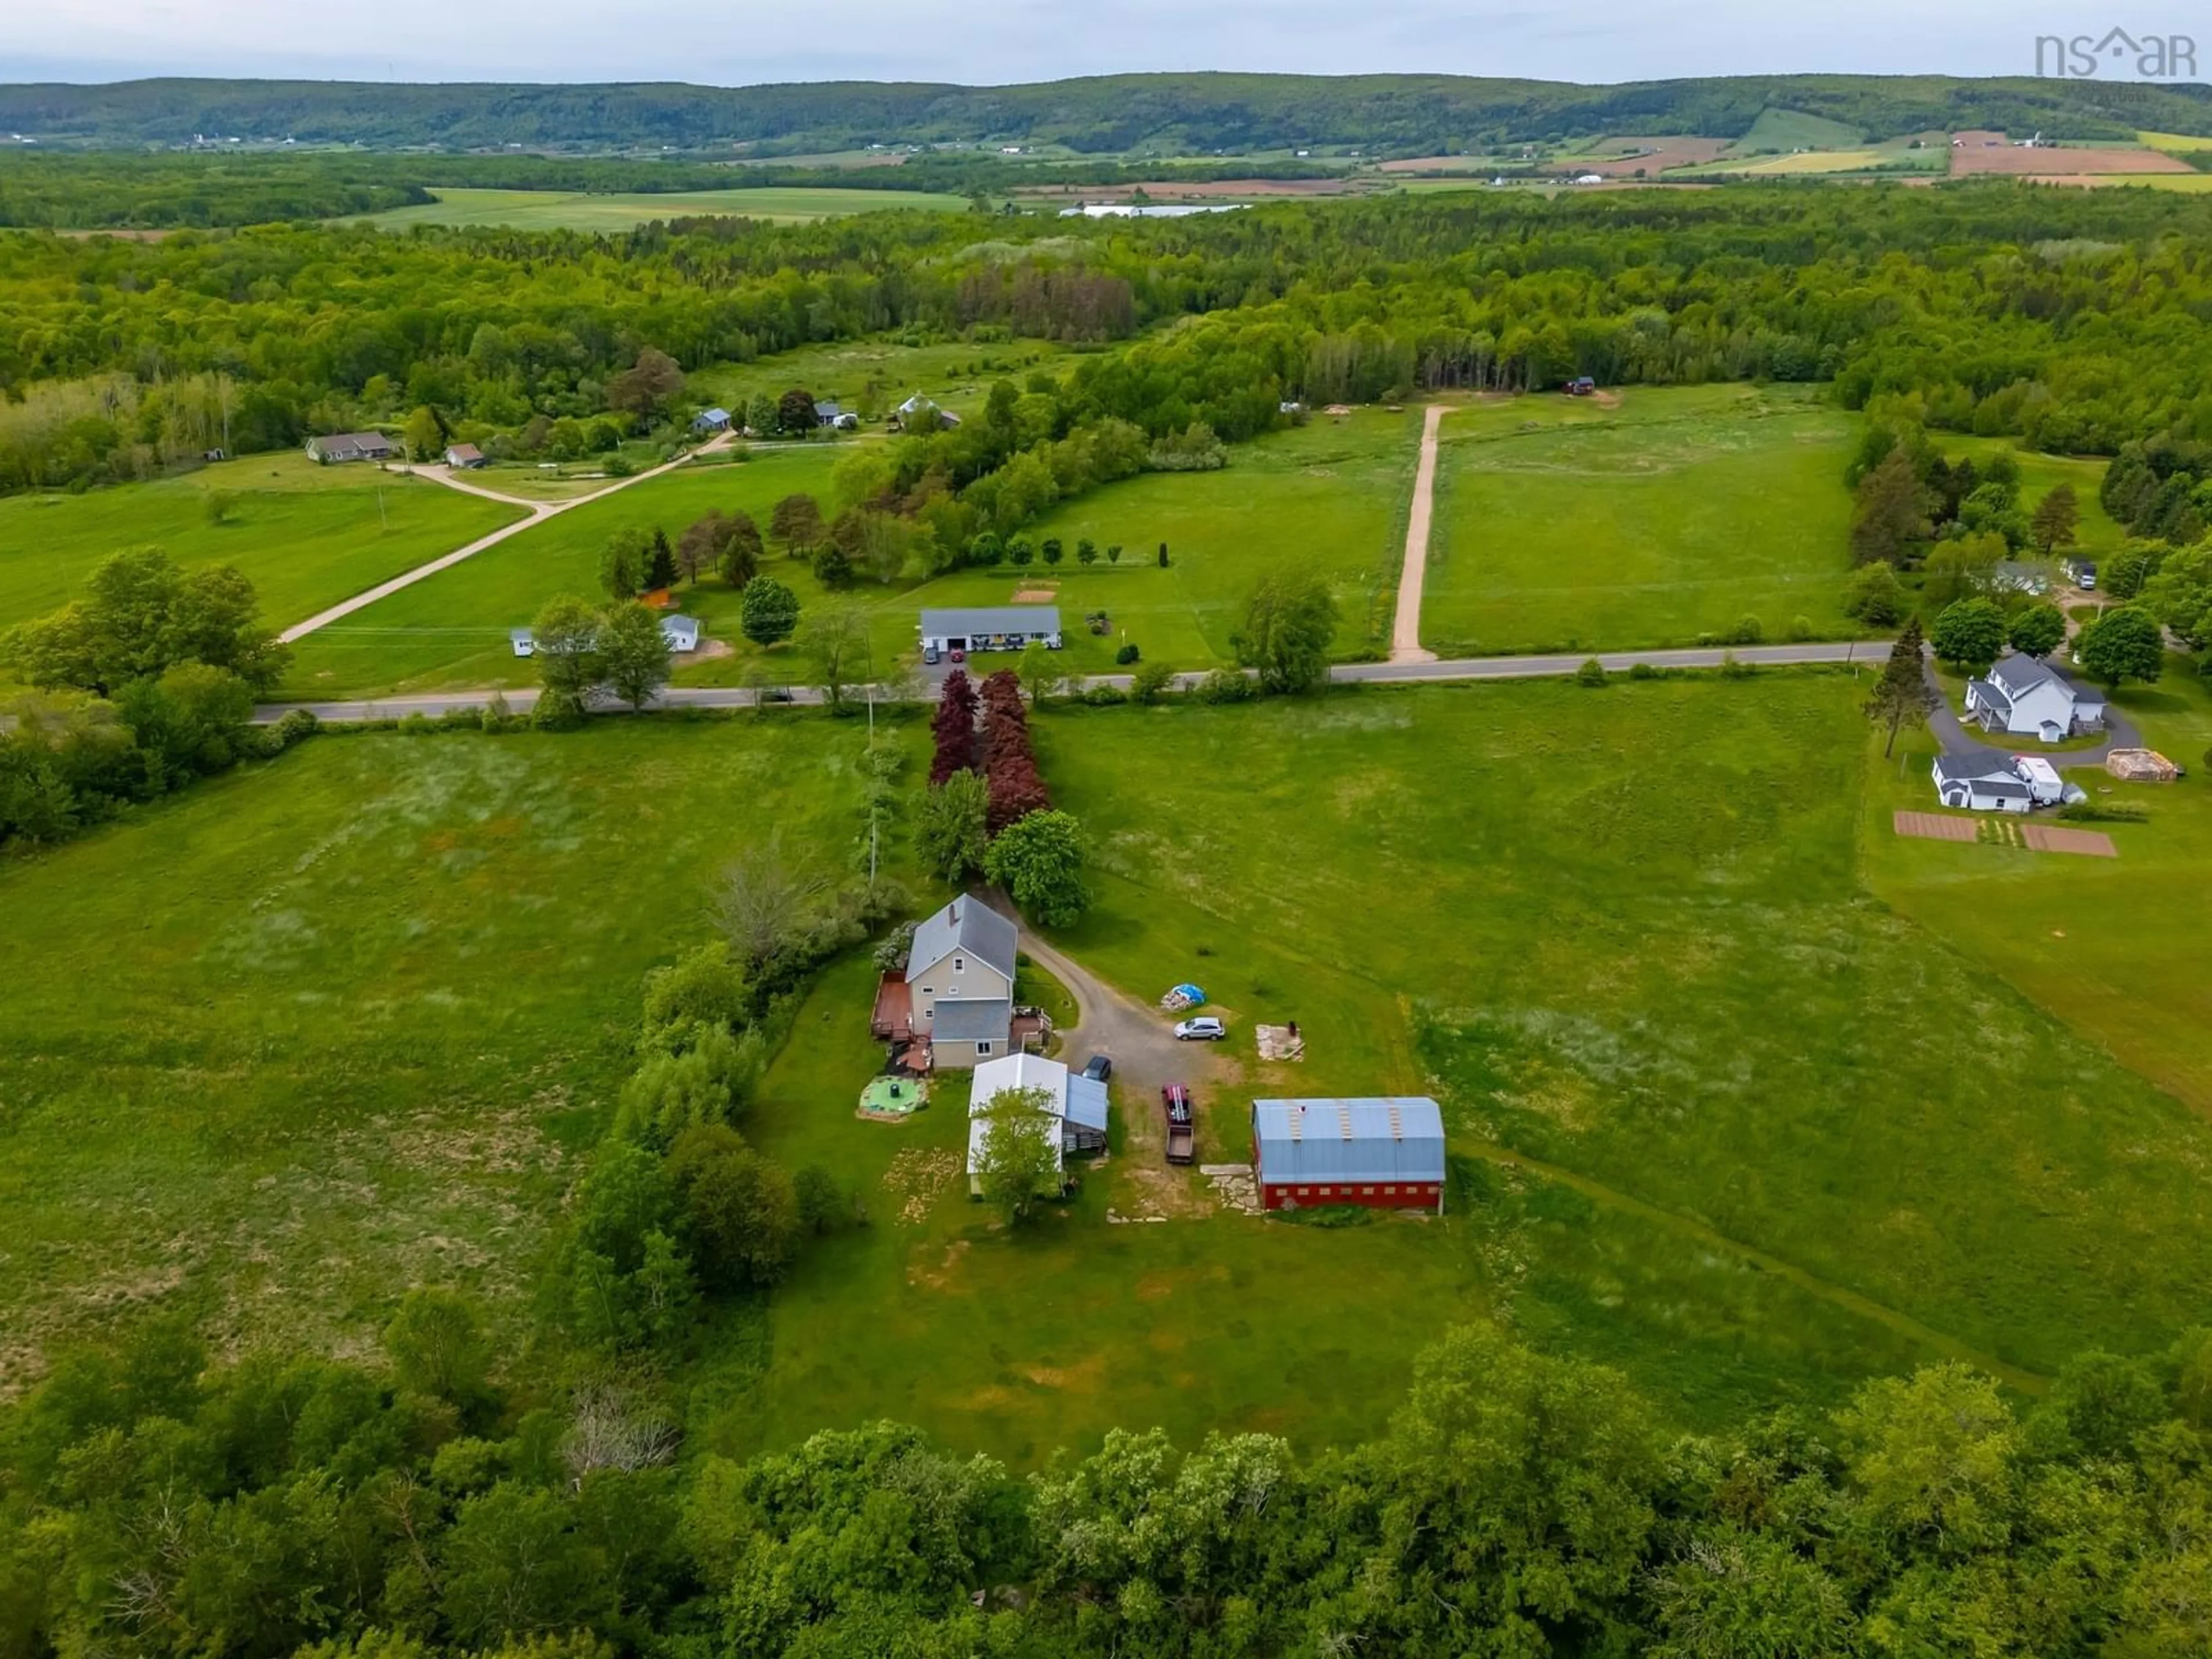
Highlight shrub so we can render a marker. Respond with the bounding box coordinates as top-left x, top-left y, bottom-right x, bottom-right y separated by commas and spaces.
1114, 642, 1141, 665
794, 1165, 859, 1234
1129, 660, 1176, 704
1718, 652, 1756, 680
1628, 662, 1660, 681
1574, 657, 1608, 687
1789, 615, 1815, 642
1083, 684, 1127, 706
1726, 615, 1765, 646
1196, 667, 1255, 703
2059, 798, 2150, 823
